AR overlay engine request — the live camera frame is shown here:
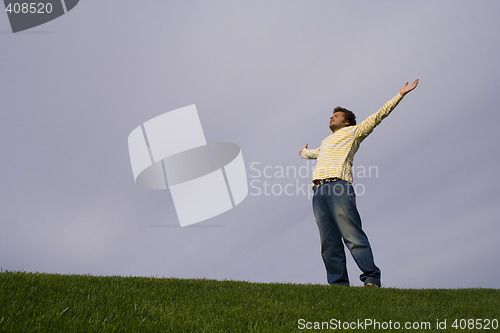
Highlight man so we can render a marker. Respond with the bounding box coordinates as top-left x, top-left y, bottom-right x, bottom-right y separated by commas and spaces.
299, 79, 419, 287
